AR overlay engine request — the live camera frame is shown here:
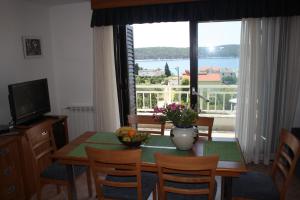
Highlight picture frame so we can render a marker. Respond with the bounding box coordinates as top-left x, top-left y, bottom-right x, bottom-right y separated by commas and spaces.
22, 36, 42, 58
